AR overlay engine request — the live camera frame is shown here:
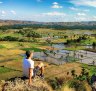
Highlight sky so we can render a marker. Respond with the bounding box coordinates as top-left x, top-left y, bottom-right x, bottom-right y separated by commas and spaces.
0, 0, 96, 22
